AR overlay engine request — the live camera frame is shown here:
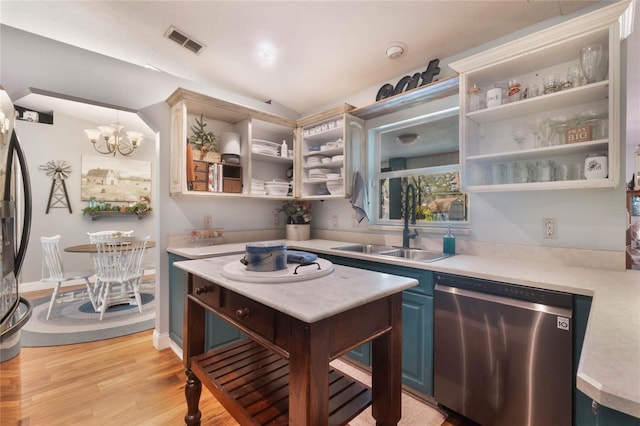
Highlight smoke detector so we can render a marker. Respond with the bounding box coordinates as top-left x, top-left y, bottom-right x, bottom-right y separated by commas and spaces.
386, 42, 407, 59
